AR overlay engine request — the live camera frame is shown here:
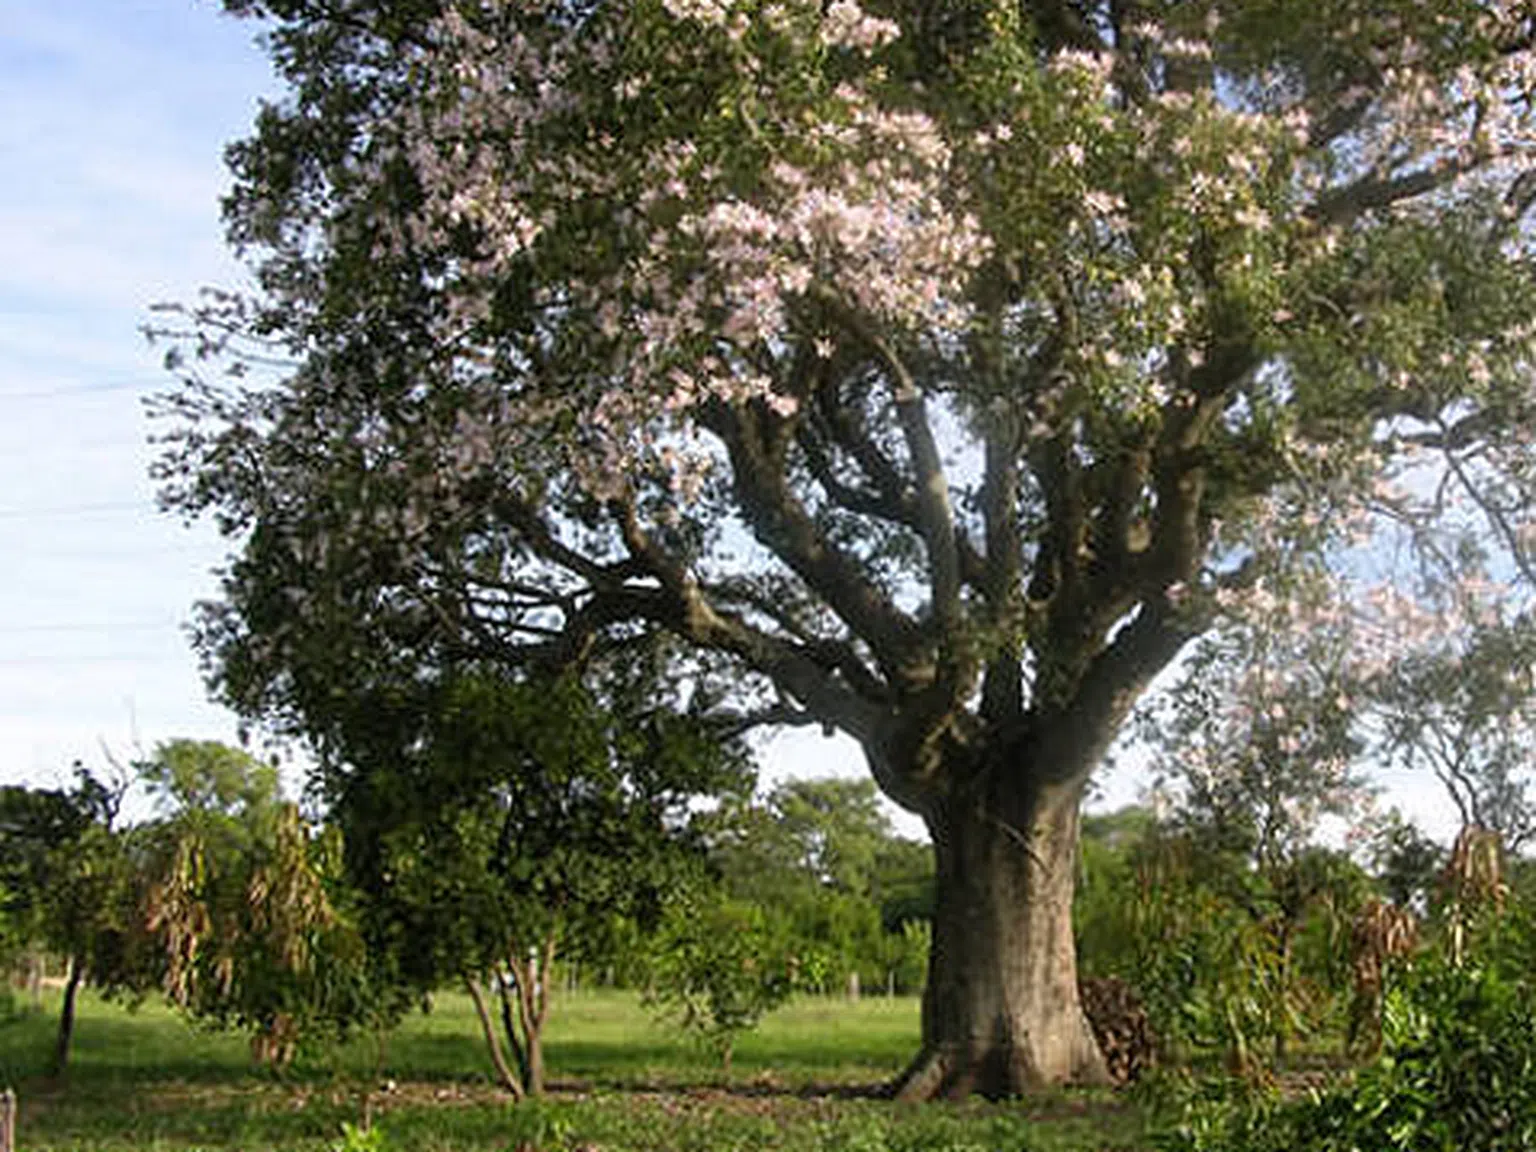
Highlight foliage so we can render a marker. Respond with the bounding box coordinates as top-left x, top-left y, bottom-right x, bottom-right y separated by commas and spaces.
0, 767, 146, 1073
1126, 566, 1384, 1076
1075, 806, 1153, 976
769, 778, 893, 897
1076, 813, 1369, 1077
1367, 811, 1445, 912
700, 779, 932, 995
889, 919, 931, 997
138, 741, 380, 1068
643, 893, 798, 1069
0, 892, 18, 1026
330, 1120, 393, 1152
1151, 826, 1536, 1152
1141, 566, 1371, 875
0, 770, 132, 971
332, 672, 749, 1096
1359, 574, 1536, 852
1151, 952, 1536, 1152
143, 739, 282, 818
